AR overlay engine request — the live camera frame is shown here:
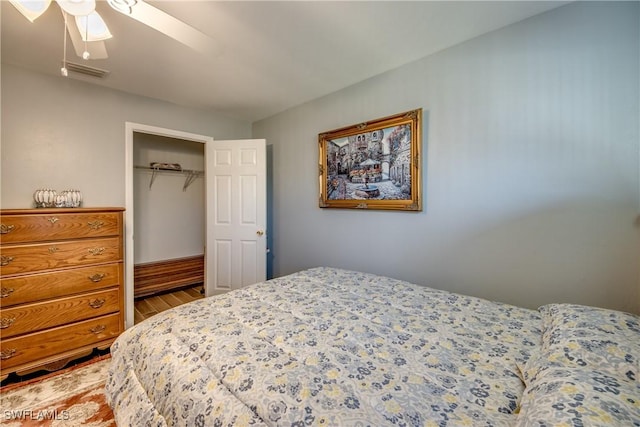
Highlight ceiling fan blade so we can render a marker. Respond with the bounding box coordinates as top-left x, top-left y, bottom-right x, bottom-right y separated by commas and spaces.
64, 10, 109, 59
112, 1, 220, 57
